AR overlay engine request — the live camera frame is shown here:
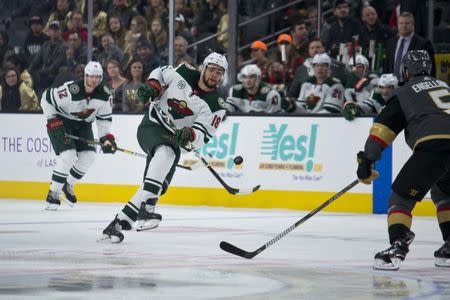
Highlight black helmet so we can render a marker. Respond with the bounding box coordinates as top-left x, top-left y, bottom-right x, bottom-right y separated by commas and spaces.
402, 50, 432, 76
